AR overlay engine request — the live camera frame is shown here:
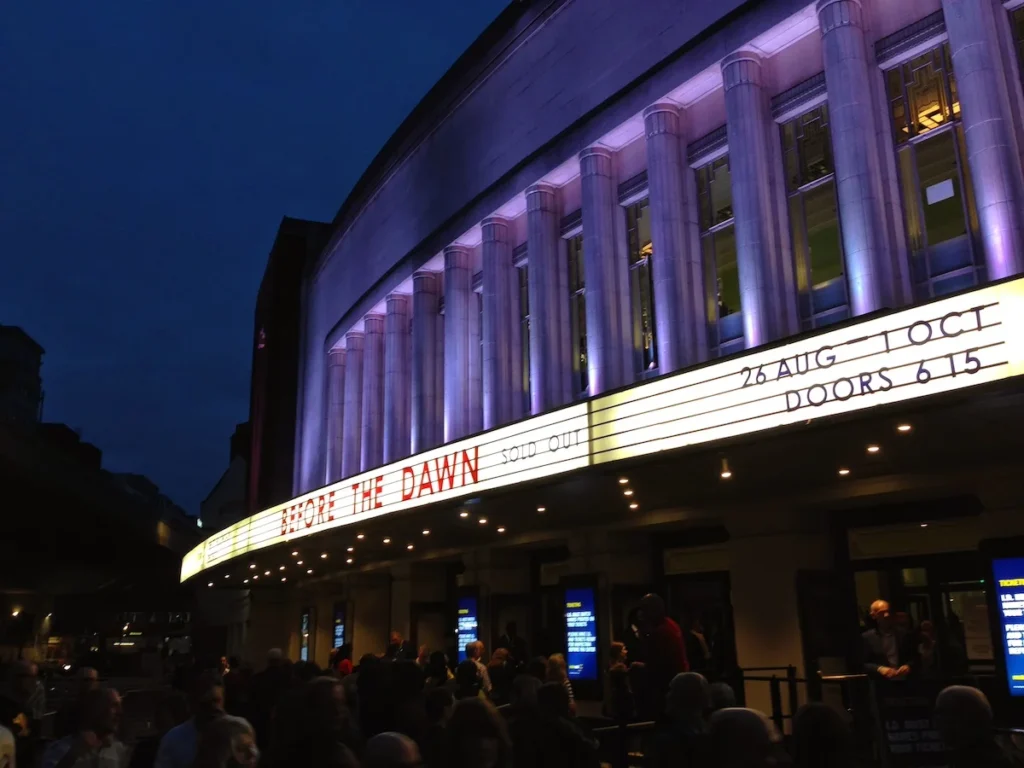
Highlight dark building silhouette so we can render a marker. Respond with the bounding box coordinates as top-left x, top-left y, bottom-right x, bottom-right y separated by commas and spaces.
0, 324, 43, 426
